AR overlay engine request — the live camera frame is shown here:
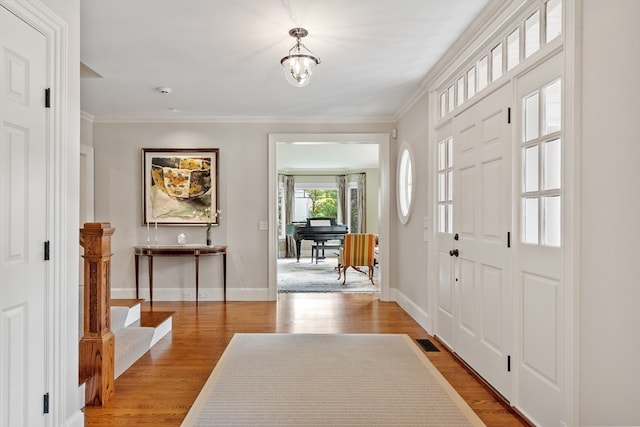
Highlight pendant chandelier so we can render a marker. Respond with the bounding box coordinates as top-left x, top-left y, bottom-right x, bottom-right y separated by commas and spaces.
280, 28, 321, 88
